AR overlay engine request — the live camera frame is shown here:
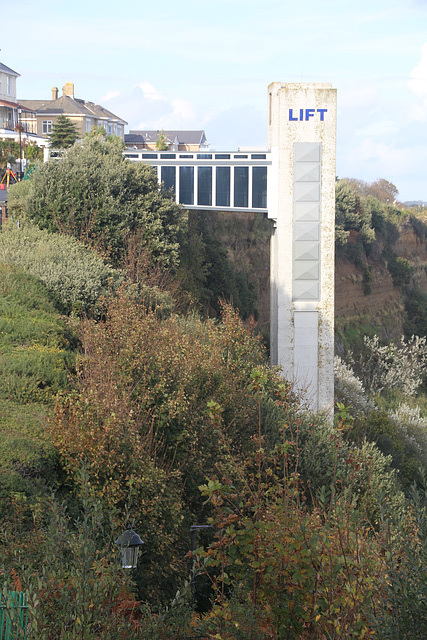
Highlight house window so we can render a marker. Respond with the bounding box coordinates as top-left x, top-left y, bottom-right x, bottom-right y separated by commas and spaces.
108, 123, 112, 134
42, 120, 53, 134
7, 76, 11, 96
86, 119, 92, 132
